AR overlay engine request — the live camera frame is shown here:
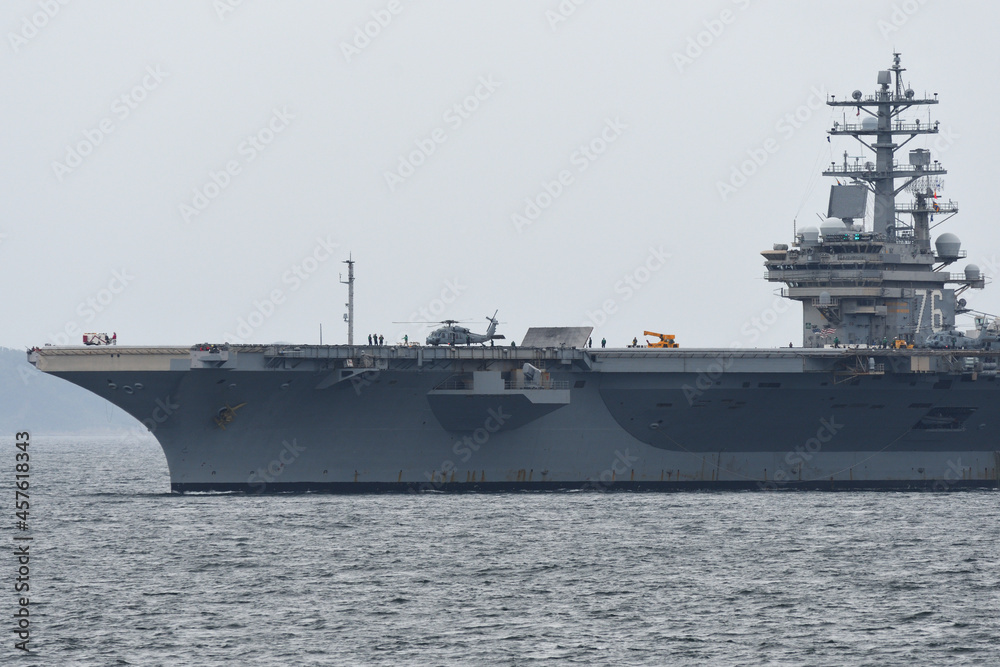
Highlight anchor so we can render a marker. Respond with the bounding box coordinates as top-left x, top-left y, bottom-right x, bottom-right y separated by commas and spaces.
214, 402, 247, 429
